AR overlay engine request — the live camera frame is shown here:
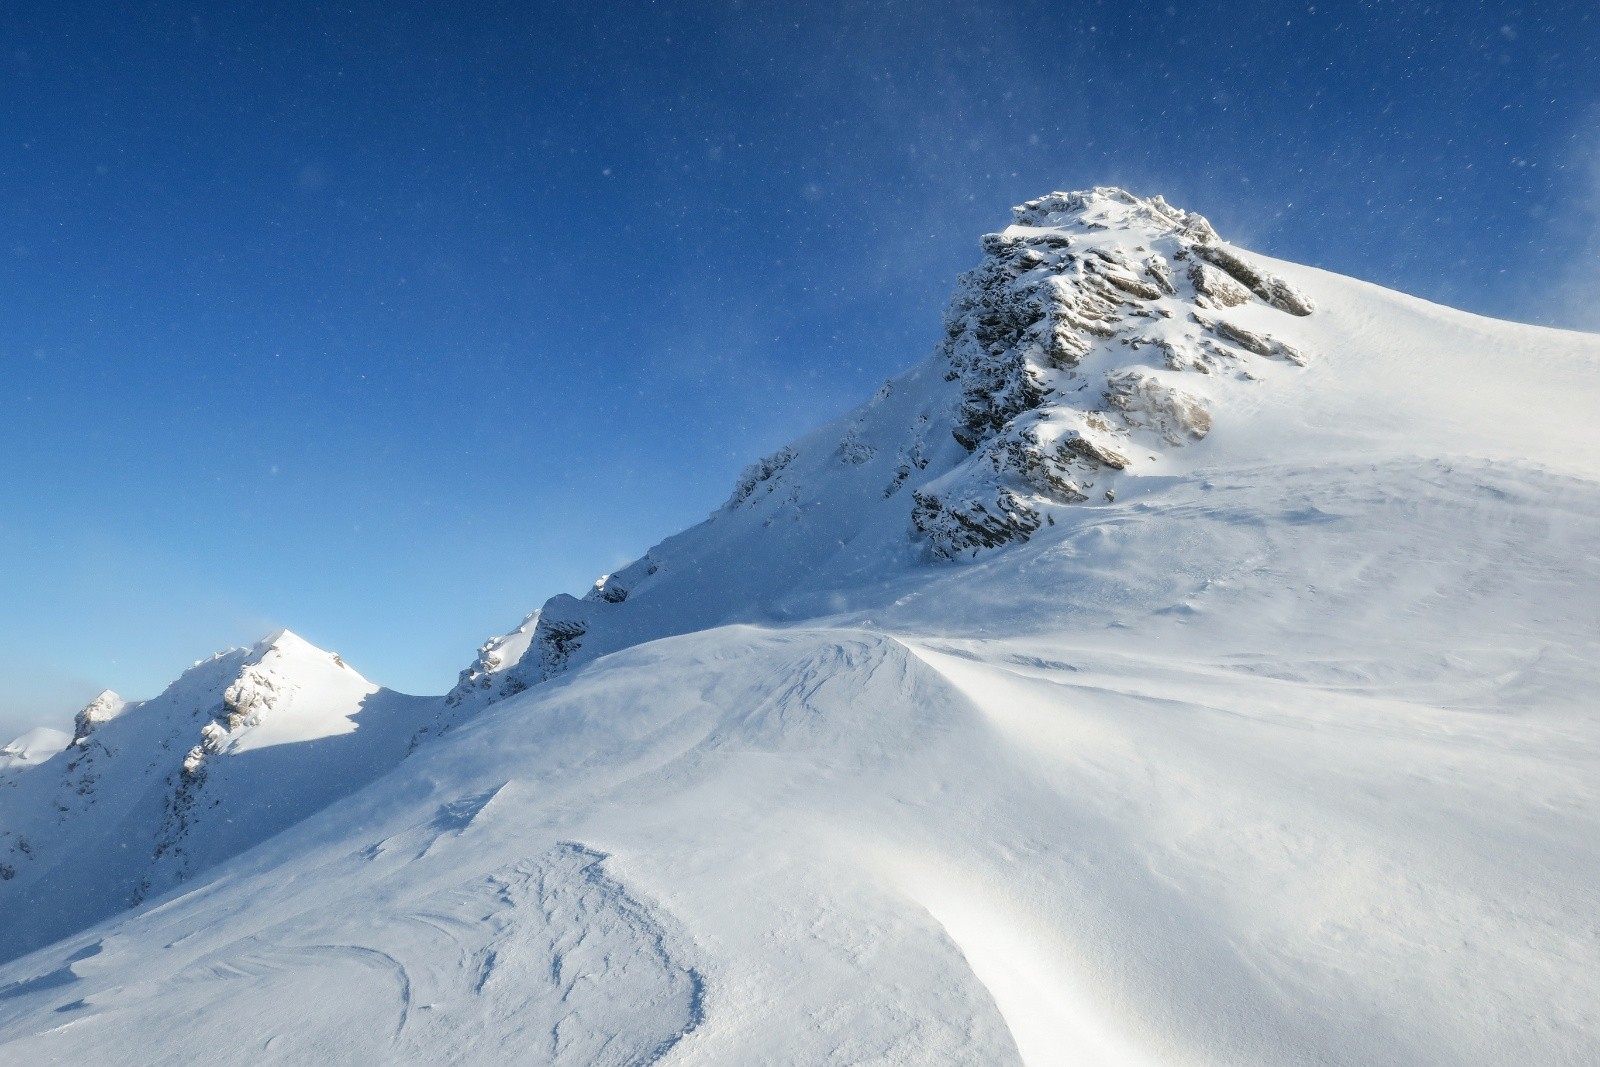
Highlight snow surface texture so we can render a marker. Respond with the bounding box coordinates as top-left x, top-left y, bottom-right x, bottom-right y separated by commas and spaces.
1, 188, 1598, 1065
